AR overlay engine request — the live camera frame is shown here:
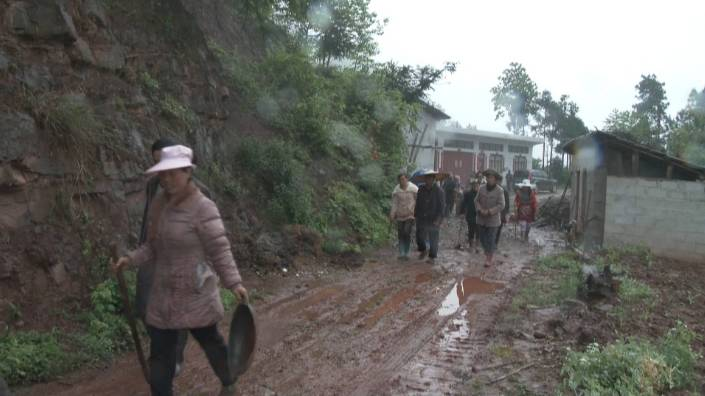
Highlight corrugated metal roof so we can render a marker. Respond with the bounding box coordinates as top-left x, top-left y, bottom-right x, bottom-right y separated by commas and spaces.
561, 131, 705, 174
